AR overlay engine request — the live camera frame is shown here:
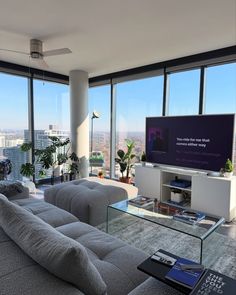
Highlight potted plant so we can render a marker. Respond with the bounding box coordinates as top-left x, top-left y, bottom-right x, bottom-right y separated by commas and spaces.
98, 170, 104, 179
223, 158, 234, 178
68, 152, 79, 180
20, 137, 79, 183
140, 151, 147, 166
115, 139, 136, 184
